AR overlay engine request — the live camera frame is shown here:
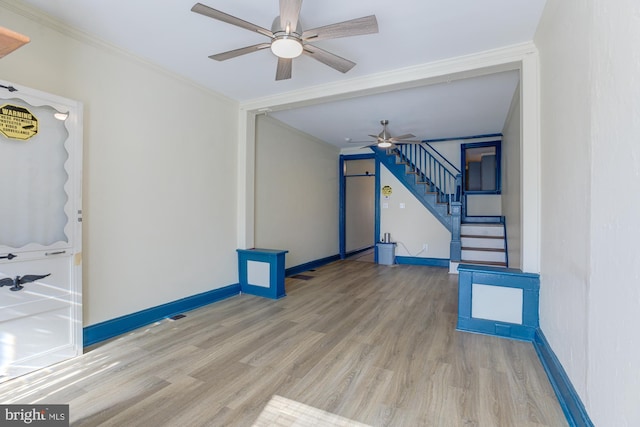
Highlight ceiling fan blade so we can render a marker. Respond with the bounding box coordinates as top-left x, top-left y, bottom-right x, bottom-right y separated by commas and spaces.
302, 15, 378, 42
279, 0, 302, 33
209, 43, 271, 61
191, 3, 273, 38
276, 57, 293, 80
302, 44, 355, 73
393, 141, 423, 144
390, 133, 417, 141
